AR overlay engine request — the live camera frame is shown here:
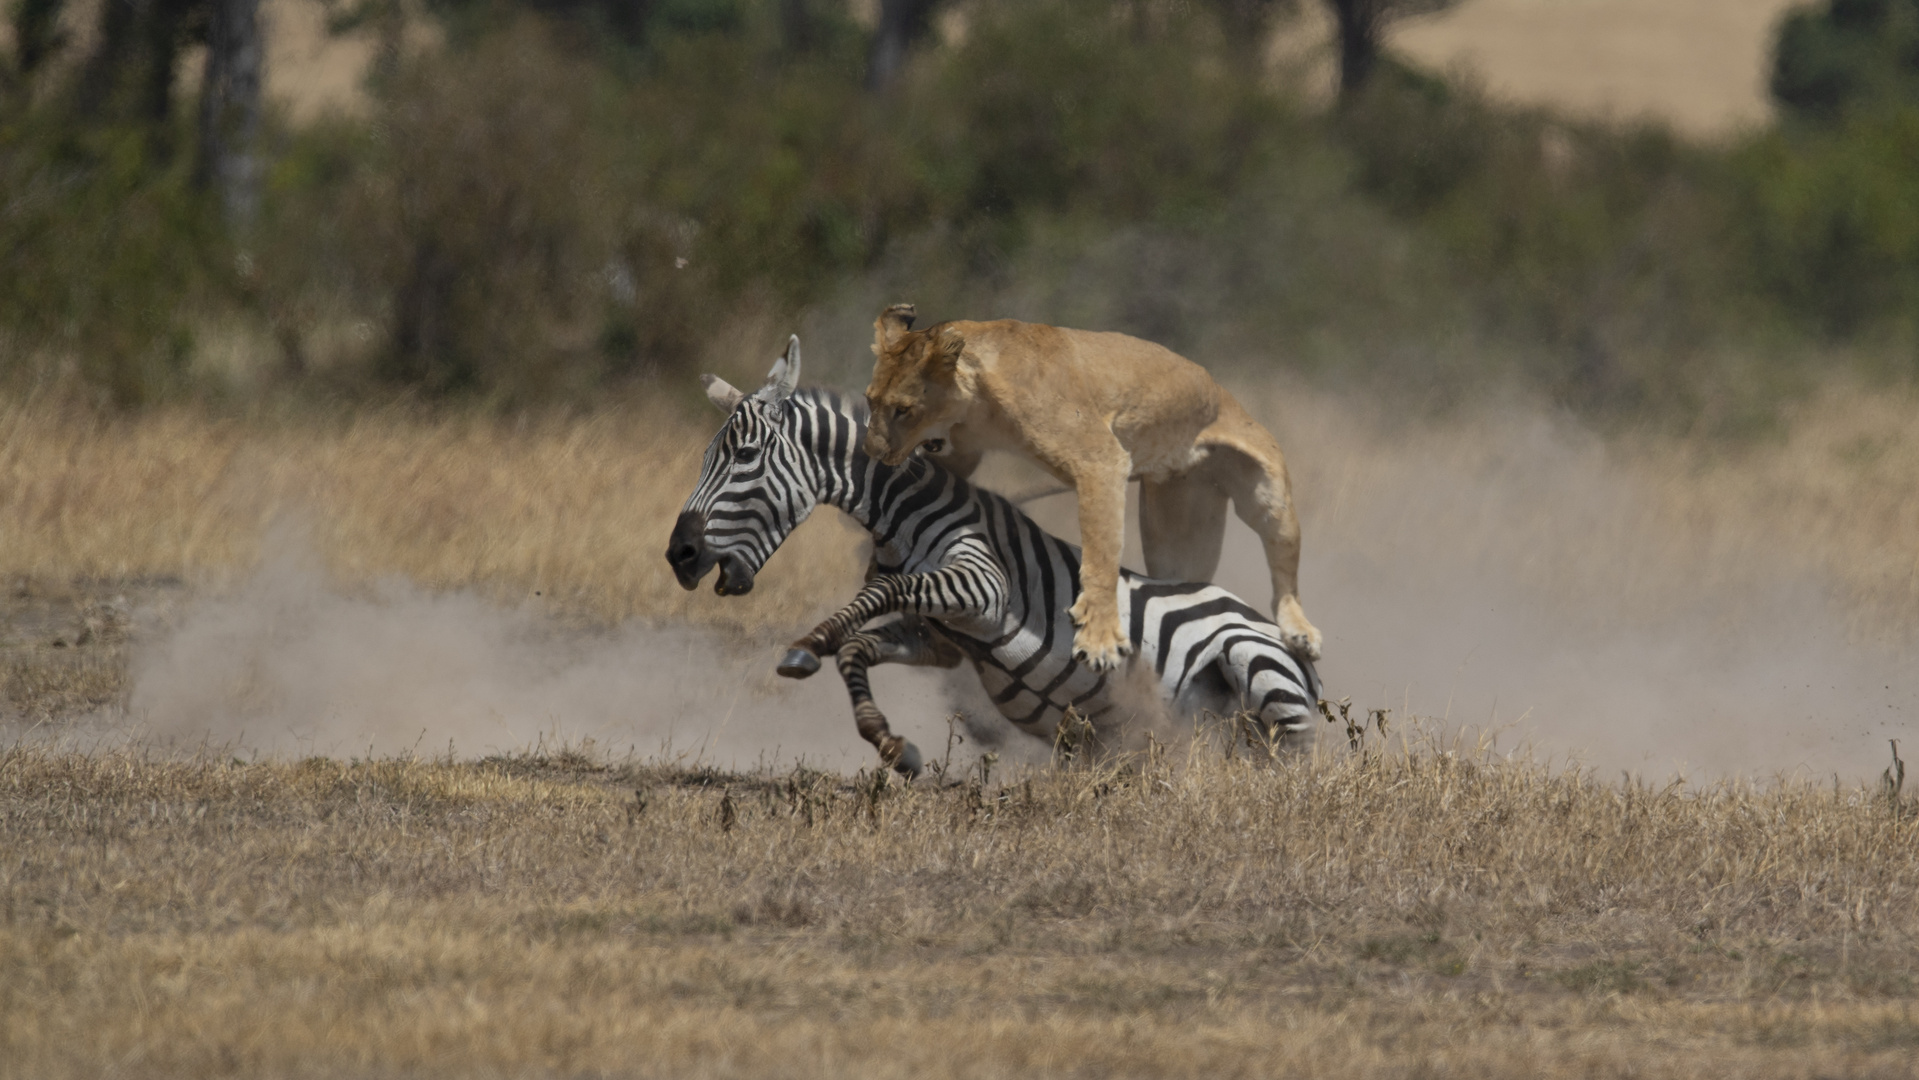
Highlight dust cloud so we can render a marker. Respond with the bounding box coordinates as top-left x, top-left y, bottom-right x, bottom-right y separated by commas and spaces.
124, 538, 976, 771
118, 389, 1916, 783
1004, 387, 1916, 781
1239, 390, 1917, 781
